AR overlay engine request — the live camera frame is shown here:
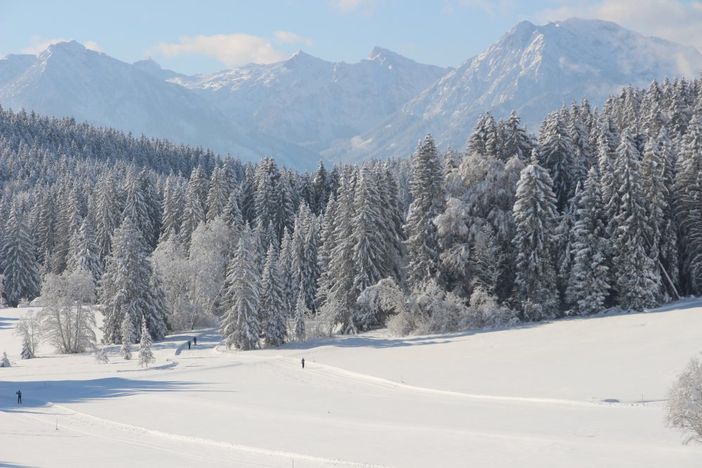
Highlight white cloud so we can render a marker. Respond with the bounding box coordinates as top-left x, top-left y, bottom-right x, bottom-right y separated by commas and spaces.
22, 37, 101, 54
83, 41, 102, 52
274, 31, 313, 46
153, 34, 286, 67
535, 0, 702, 52
328, 0, 379, 14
